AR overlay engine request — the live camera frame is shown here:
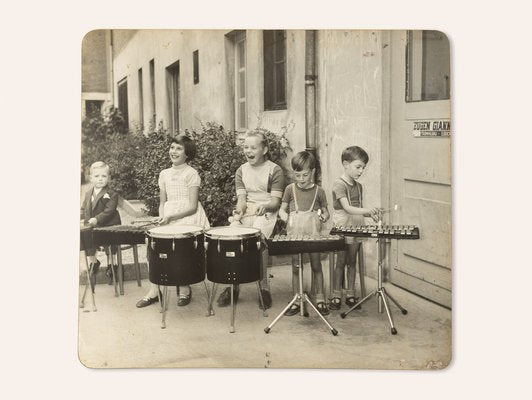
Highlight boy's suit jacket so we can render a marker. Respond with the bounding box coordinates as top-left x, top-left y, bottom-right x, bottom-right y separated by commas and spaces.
80, 185, 122, 227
